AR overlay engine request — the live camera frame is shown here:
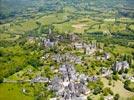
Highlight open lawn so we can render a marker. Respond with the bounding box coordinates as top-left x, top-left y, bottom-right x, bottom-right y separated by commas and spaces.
0, 83, 33, 100
37, 13, 70, 25
0, 20, 37, 34
54, 22, 73, 33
